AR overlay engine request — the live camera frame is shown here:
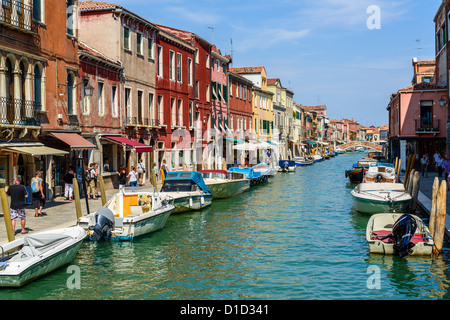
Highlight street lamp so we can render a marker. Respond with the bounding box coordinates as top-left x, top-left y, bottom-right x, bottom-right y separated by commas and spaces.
439, 96, 447, 107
